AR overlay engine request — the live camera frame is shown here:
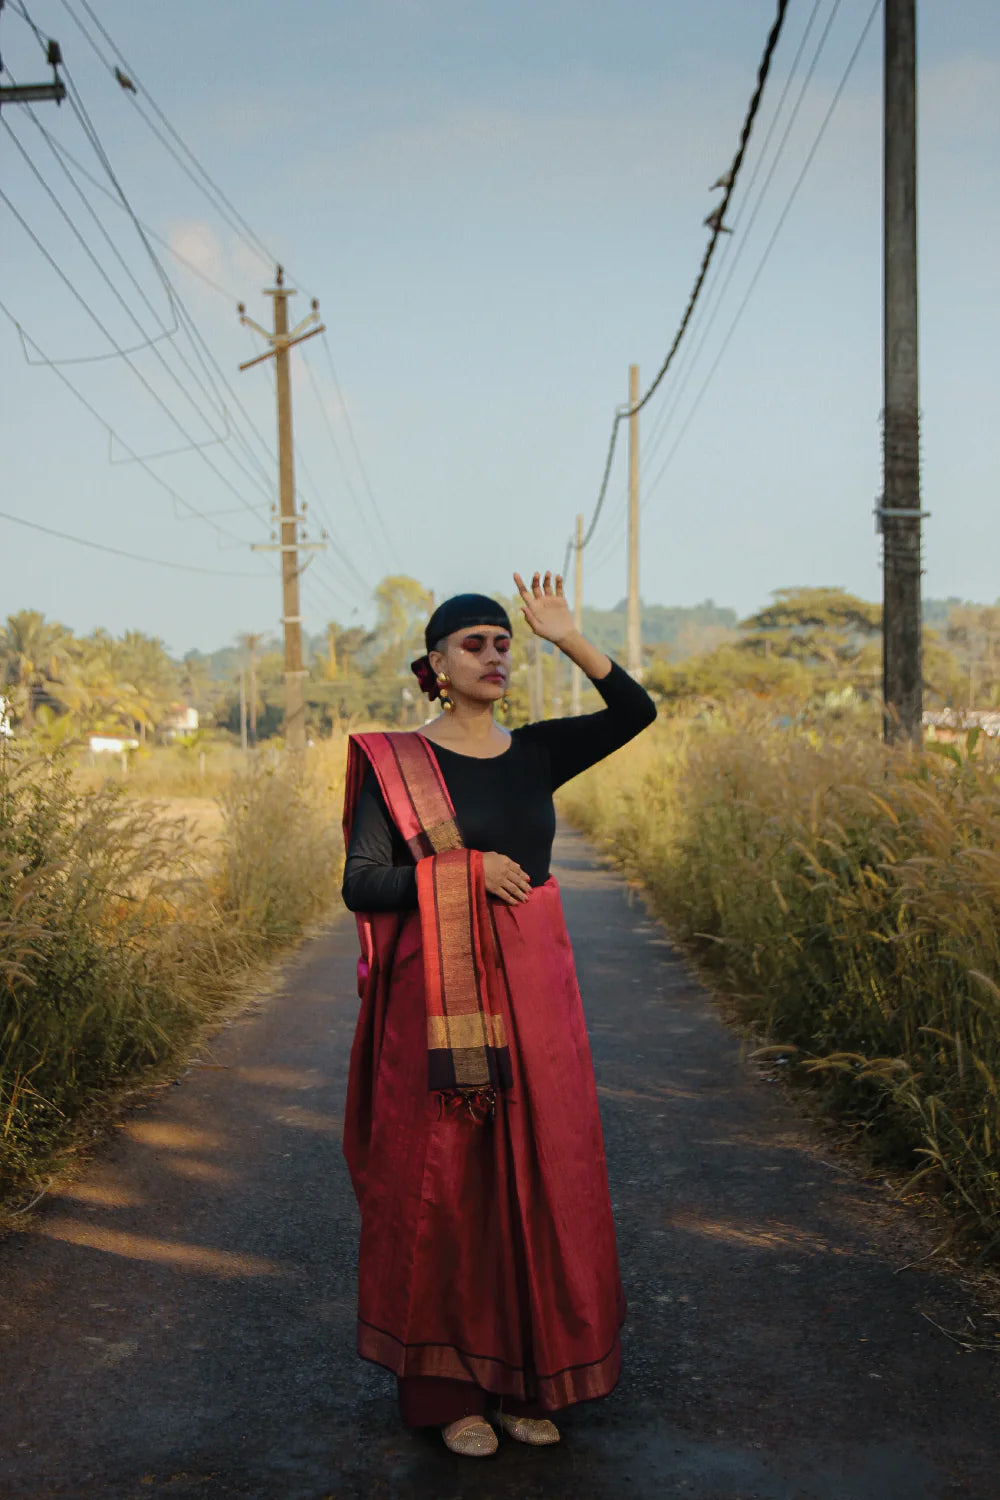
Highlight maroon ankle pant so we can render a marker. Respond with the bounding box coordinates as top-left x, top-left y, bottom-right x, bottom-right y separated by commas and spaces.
397, 1376, 549, 1427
